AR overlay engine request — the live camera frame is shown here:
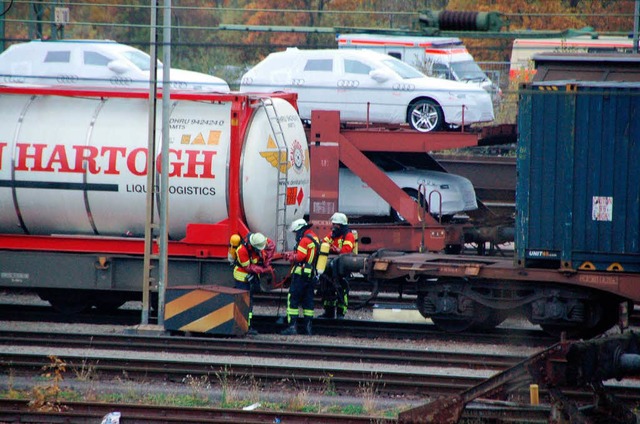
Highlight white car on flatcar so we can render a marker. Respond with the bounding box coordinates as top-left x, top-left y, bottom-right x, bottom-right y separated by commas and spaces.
339, 155, 478, 221
239, 48, 494, 132
0, 39, 230, 92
